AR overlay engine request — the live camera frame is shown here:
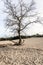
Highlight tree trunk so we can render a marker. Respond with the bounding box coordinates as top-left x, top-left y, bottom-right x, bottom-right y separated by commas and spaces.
18, 20, 22, 45
18, 32, 21, 45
